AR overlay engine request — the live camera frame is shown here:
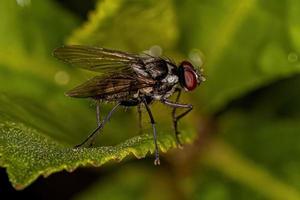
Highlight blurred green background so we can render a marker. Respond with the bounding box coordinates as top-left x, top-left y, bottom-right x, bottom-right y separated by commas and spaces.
1, 0, 300, 199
